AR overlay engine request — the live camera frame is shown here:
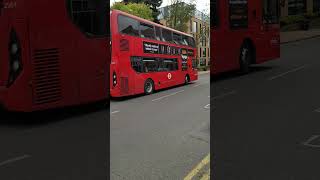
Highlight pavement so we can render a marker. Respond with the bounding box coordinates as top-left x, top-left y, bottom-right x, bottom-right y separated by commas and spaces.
212, 36, 320, 179
280, 29, 320, 44
110, 73, 210, 180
